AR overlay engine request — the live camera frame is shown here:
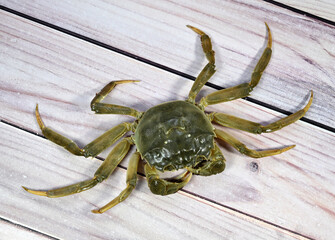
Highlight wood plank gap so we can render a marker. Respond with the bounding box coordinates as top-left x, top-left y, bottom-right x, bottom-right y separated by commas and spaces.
244, 97, 335, 133
0, 217, 60, 240
0, 119, 46, 139
1, 5, 334, 134
262, 0, 335, 26
0, 120, 314, 240
70, 157, 315, 240
0, 5, 194, 81
180, 190, 313, 240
